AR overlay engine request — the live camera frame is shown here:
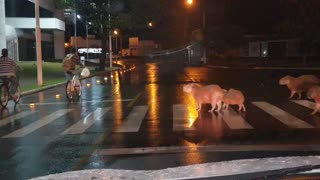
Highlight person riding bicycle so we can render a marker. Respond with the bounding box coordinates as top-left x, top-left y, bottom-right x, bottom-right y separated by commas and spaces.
0, 48, 21, 92
62, 48, 84, 80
